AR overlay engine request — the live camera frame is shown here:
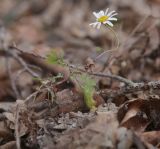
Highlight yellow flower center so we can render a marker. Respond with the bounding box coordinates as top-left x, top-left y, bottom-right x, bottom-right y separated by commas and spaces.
98, 15, 109, 23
